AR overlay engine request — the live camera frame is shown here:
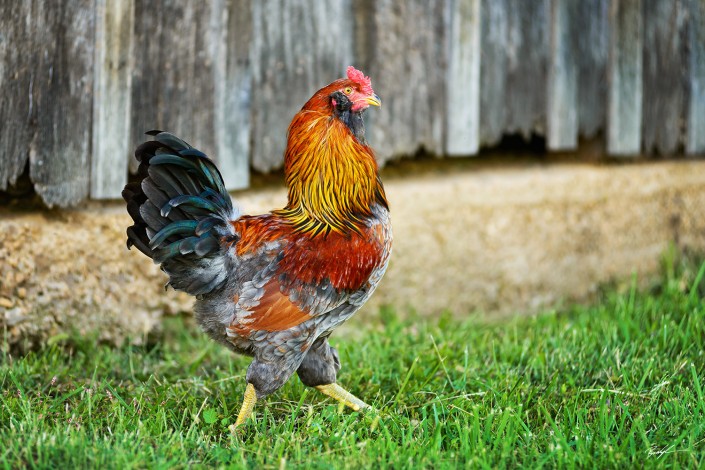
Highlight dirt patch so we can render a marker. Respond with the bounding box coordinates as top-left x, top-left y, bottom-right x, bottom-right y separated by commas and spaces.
1, 159, 704, 351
